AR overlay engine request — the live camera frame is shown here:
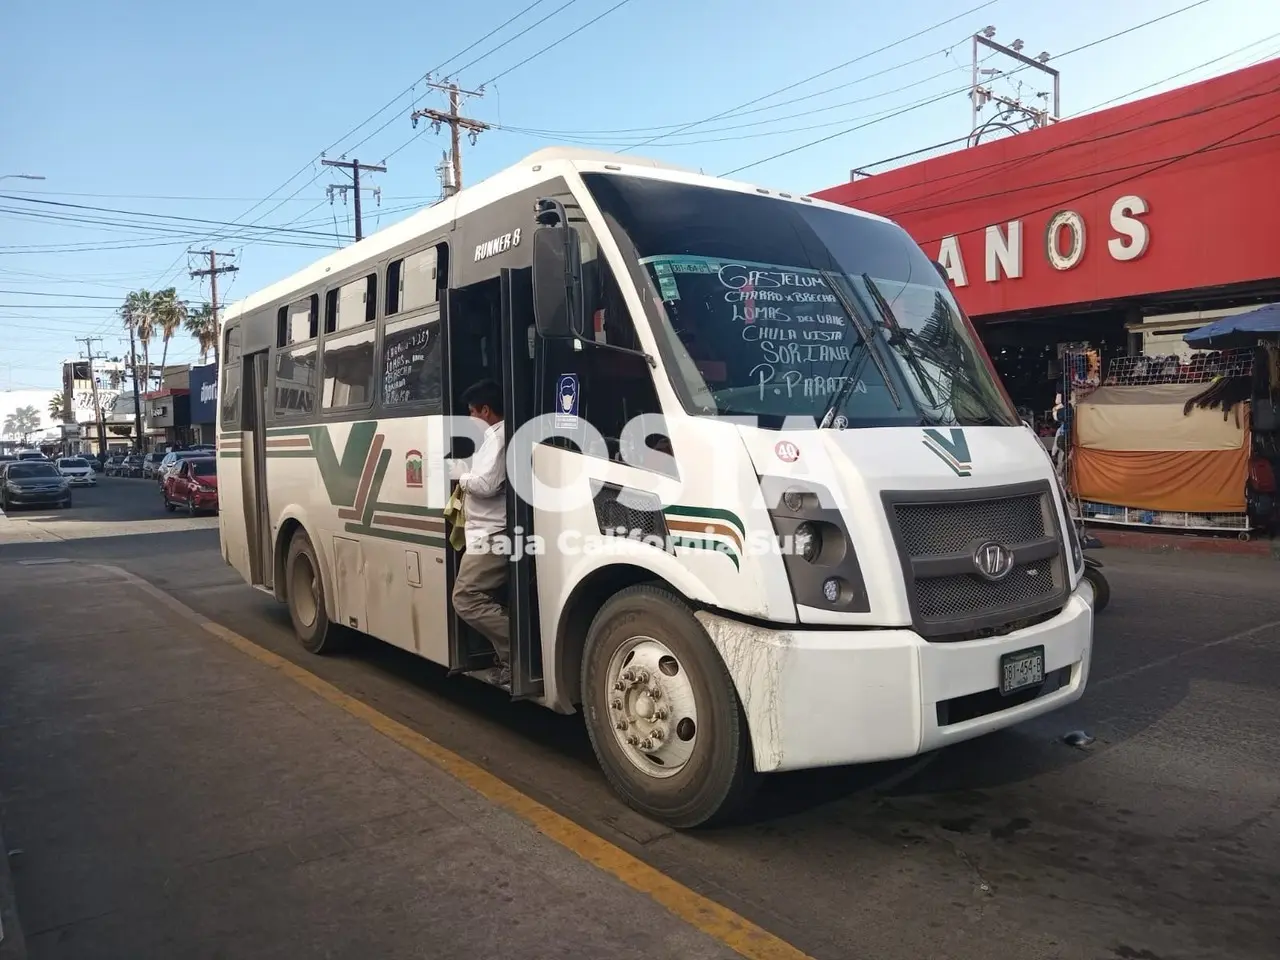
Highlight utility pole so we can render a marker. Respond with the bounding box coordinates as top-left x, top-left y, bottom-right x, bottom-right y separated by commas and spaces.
968, 26, 1059, 147
411, 82, 488, 192
127, 325, 145, 454
320, 159, 386, 241
189, 249, 239, 330
74, 336, 108, 457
